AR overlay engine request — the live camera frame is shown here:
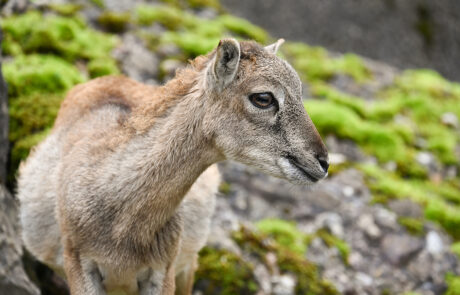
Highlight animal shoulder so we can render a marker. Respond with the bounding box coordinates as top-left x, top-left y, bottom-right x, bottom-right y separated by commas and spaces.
54, 76, 156, 129
54, 55, 210, 132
